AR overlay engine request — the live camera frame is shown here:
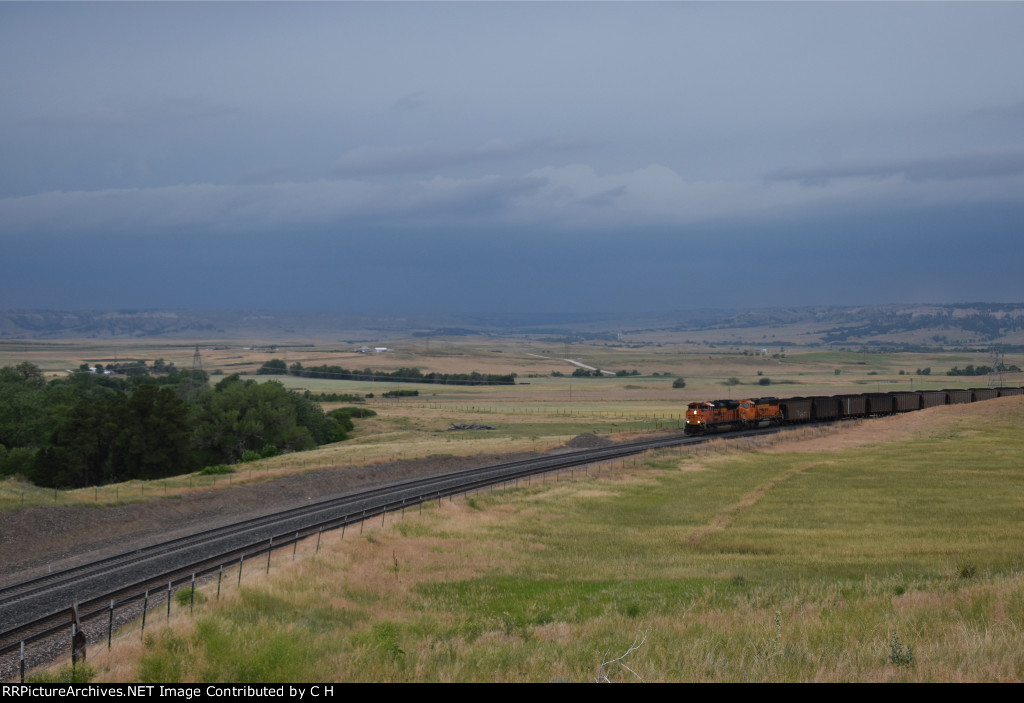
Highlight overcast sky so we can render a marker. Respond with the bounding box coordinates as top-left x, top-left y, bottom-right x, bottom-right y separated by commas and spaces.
1, 1, 1022, 315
